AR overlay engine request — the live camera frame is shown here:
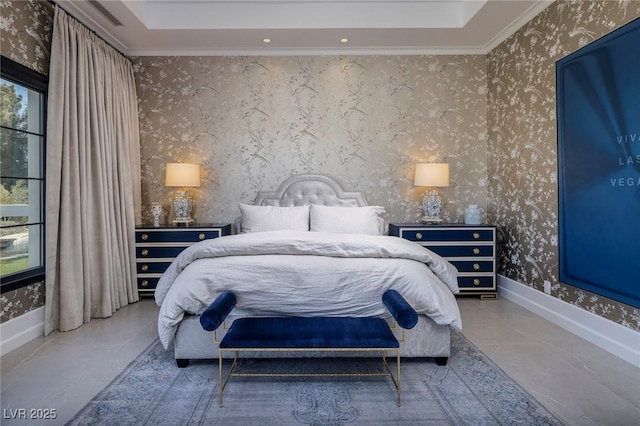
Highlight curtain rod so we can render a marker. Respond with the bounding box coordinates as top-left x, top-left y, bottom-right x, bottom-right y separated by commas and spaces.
47, 0, 131, 60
